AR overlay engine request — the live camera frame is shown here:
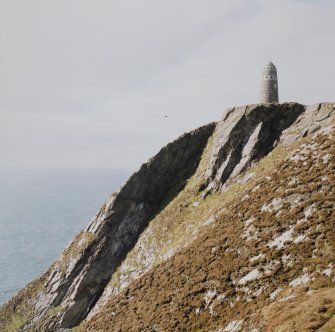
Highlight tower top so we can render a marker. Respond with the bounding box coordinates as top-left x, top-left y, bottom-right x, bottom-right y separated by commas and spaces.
264, 61, 276, 69
260, 61, 279, 103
